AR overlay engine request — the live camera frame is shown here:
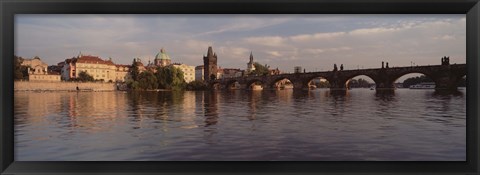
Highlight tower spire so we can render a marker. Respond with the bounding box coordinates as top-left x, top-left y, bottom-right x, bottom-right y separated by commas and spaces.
249, 51, 253, 63
207, 46, 213, 56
